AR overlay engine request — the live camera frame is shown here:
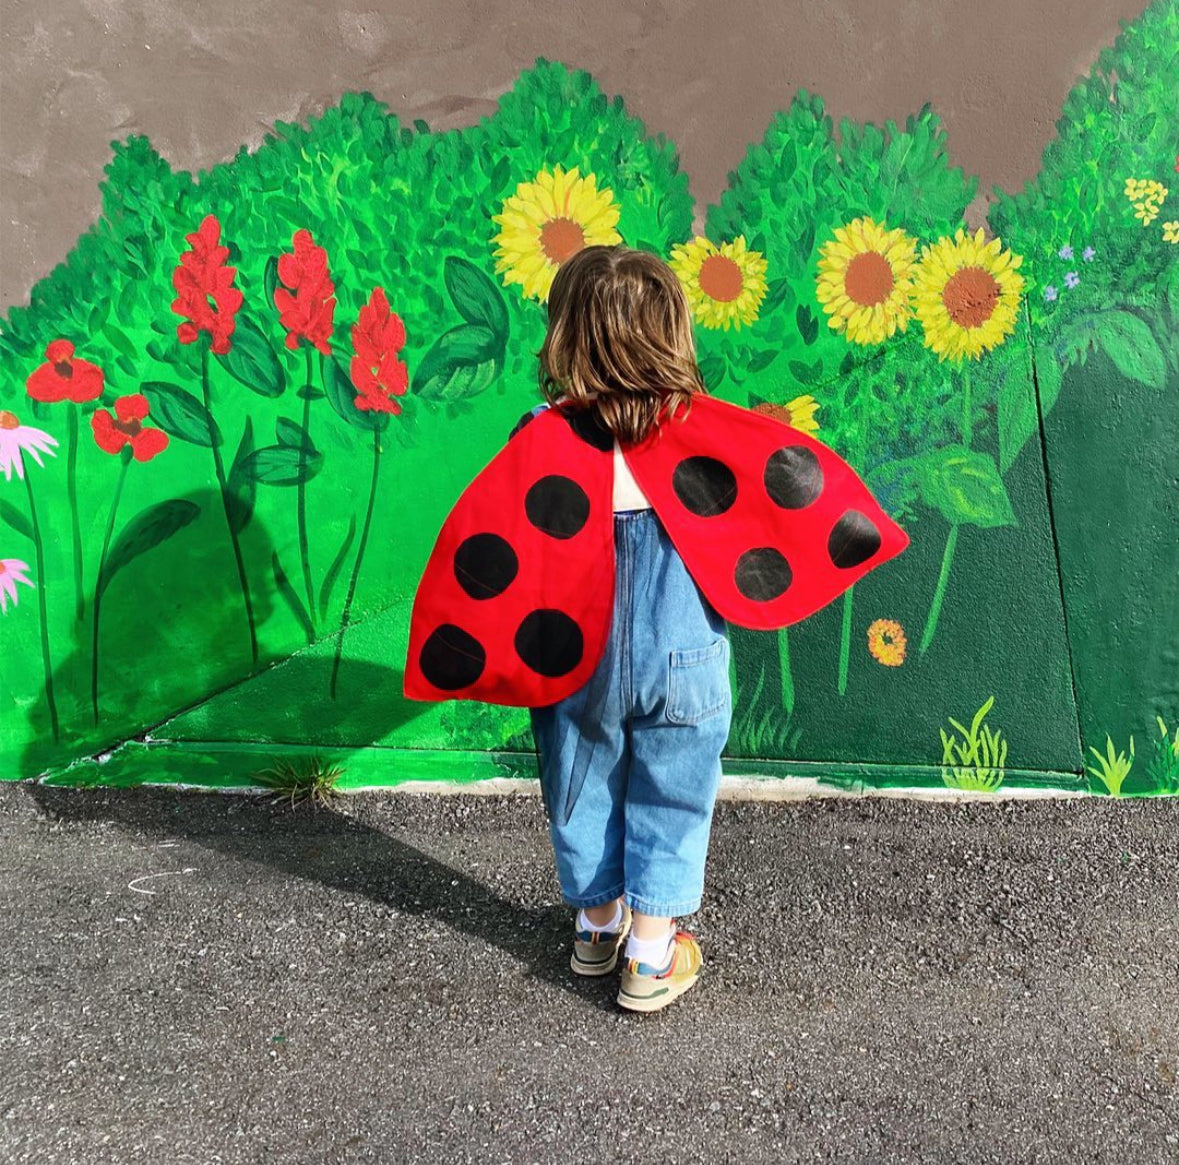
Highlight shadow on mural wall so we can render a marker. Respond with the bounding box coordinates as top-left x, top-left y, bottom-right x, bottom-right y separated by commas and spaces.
2, 1, 1177, 795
